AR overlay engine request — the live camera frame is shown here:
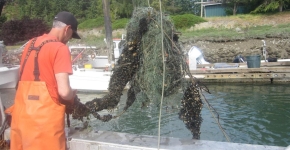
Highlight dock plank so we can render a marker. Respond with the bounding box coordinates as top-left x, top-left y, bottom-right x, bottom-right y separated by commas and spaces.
197, 61, 290, 68
200, 73, 290, 79
190, 67, 290, 74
